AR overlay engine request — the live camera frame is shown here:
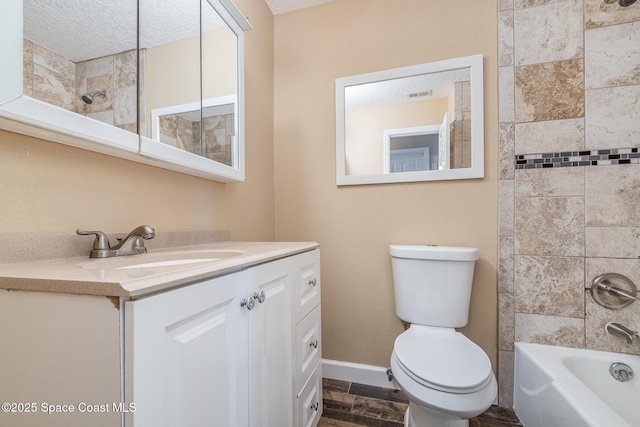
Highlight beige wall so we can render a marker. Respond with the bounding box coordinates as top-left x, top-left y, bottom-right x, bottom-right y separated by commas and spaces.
346, 98, 449, 175
274, 0, 499, 370
0, 0, 274, 242
497, 0, 640, 407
